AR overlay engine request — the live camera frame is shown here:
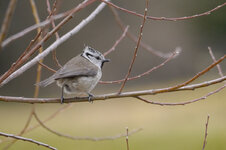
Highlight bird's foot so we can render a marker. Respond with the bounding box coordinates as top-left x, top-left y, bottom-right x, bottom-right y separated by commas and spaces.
88, 93, 94, 103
